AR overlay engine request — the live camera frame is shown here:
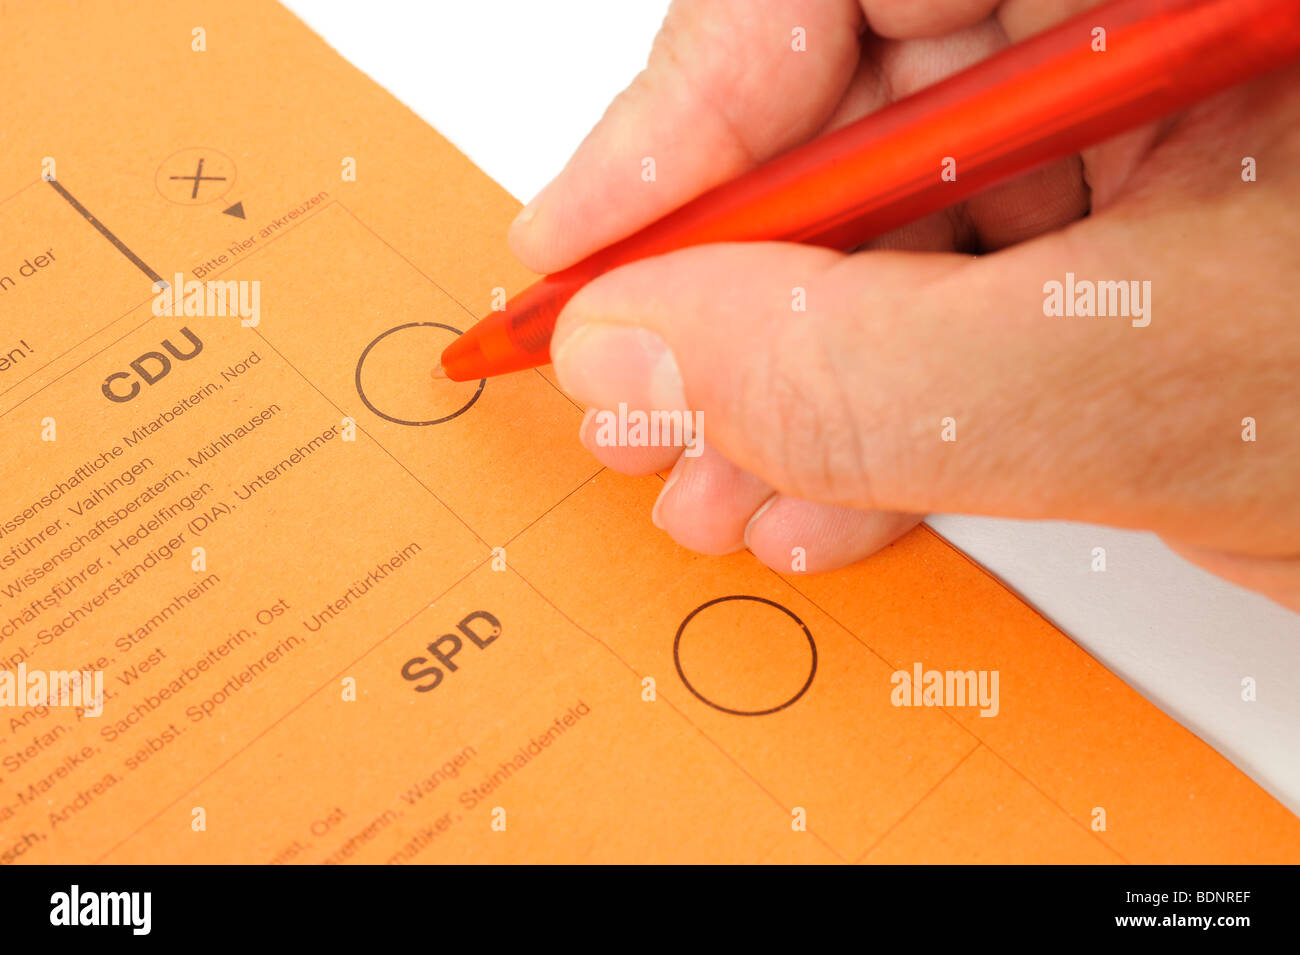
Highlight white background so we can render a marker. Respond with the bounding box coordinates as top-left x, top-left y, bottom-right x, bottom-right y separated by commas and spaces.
283, 0, 1300, 812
